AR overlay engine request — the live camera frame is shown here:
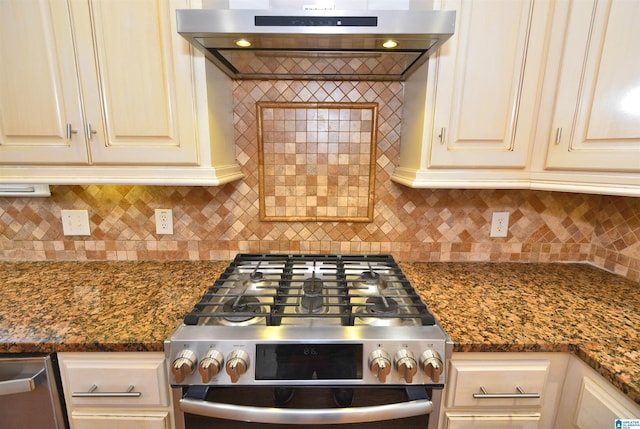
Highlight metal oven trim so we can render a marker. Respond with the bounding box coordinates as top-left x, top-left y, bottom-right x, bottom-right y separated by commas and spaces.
176, 385, 437, 425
